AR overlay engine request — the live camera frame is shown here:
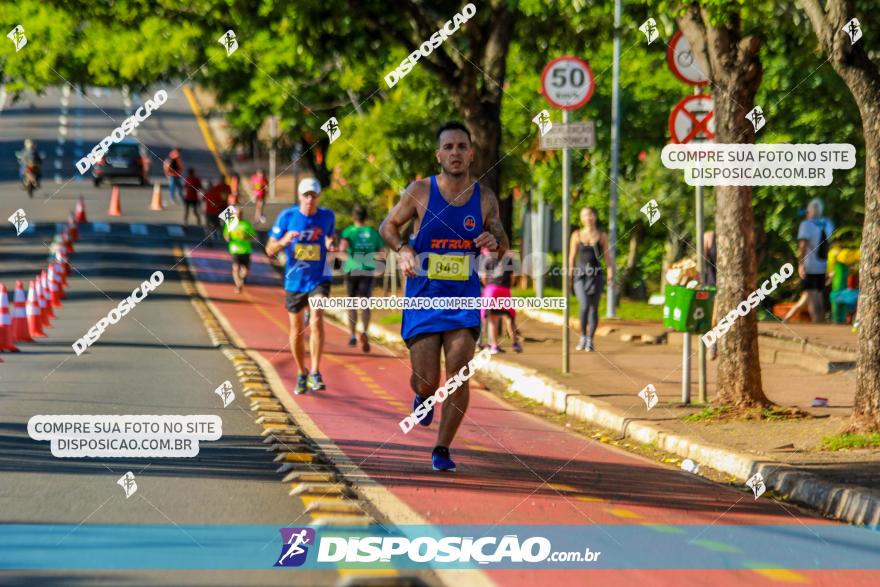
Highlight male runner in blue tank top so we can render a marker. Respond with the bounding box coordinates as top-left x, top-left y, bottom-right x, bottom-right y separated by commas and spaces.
380, 121, 508, 472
